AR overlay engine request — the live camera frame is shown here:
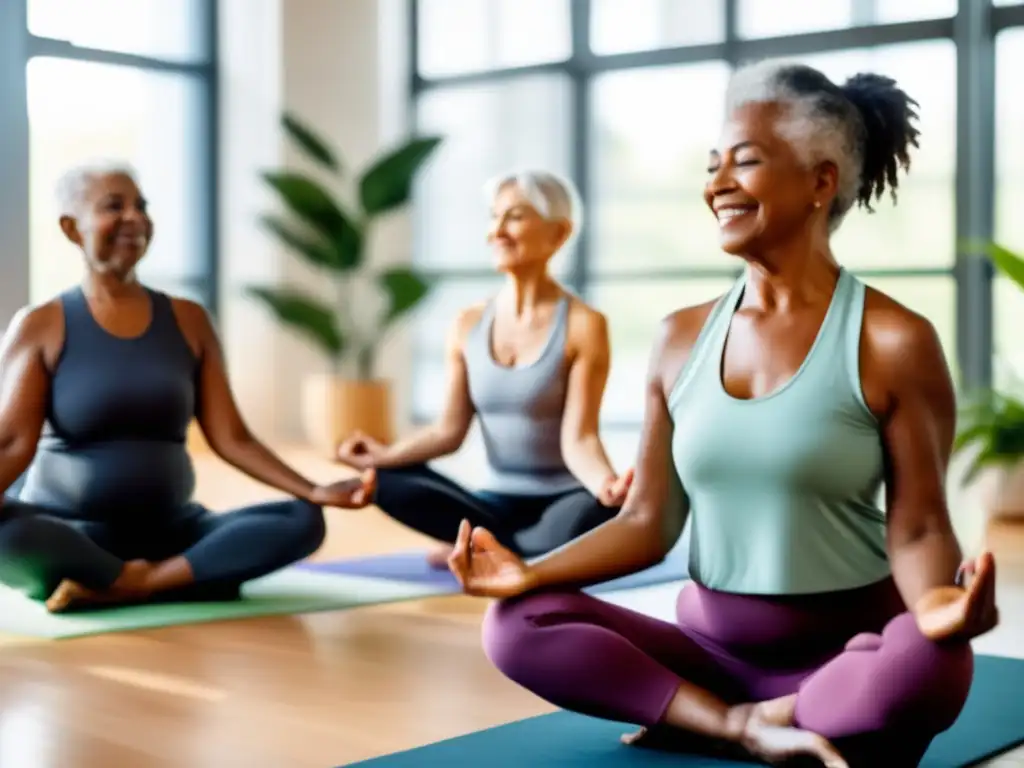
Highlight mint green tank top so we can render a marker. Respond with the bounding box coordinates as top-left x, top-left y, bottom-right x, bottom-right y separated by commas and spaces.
668, 268, 890, 596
